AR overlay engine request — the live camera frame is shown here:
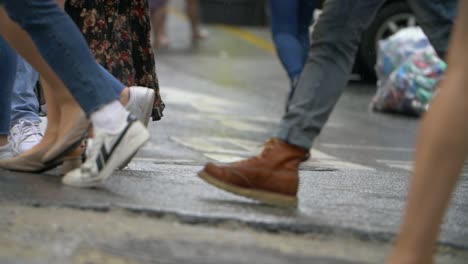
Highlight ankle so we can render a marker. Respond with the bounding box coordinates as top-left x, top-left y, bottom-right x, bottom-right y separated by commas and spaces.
272, 138, 309, 156
91, 100, 129, 133
120, 87, 130, 106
